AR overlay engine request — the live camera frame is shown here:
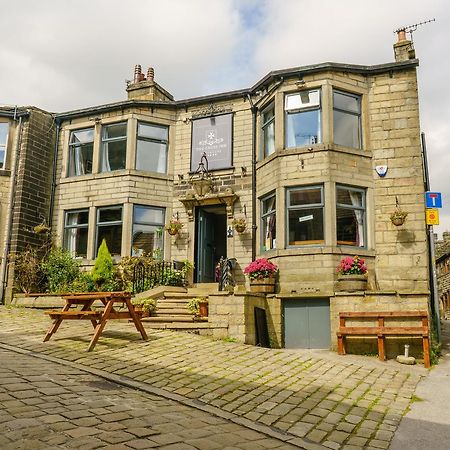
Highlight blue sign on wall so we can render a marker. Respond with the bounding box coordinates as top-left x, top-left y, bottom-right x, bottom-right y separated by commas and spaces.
425, 192, 442, 208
